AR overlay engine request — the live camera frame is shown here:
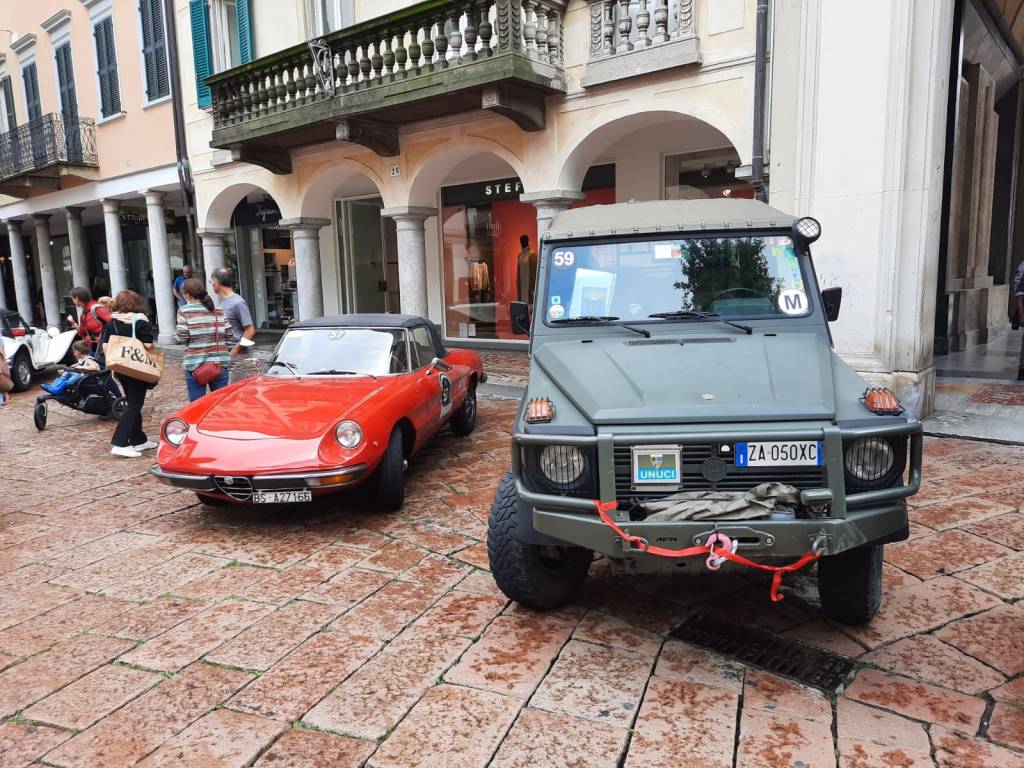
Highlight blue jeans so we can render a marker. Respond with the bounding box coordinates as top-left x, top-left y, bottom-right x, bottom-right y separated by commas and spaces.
185, 366, 230, 402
